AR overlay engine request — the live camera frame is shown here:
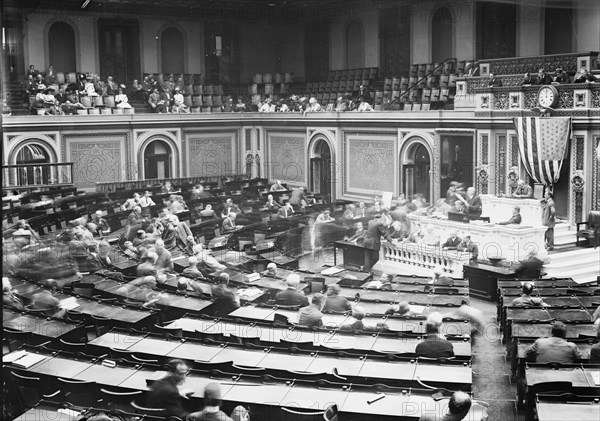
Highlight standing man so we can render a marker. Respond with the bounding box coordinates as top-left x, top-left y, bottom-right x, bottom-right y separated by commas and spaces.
362, 214, 393, 272
463, 187, 482, 219
541, 191, 556, 250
